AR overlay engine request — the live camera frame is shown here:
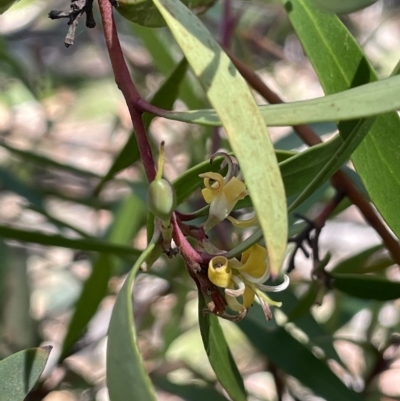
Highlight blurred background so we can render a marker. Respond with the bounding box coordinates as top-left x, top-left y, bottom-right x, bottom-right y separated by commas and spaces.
1, 0, 400, 400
